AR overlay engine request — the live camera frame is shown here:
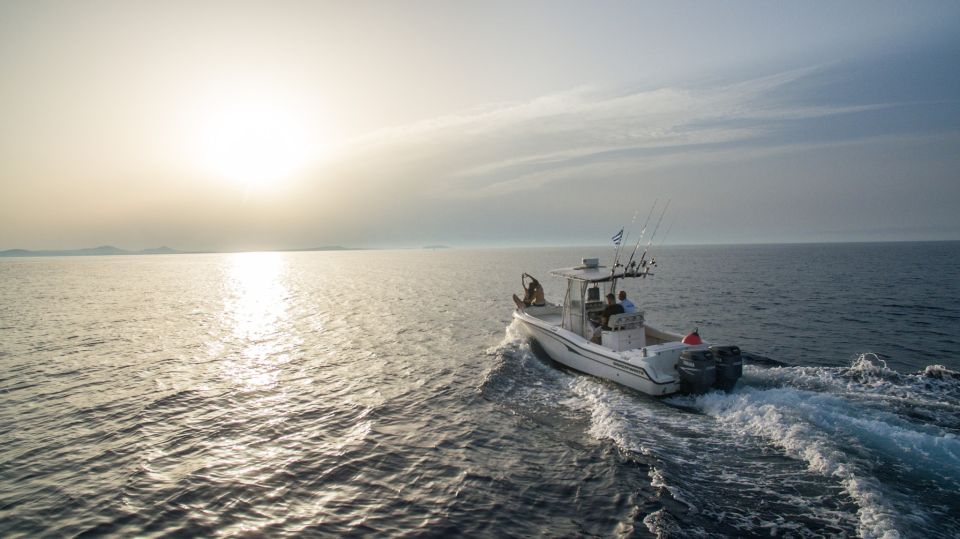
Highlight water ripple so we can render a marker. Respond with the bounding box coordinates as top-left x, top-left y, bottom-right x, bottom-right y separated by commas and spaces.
1, 244, 959, 537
